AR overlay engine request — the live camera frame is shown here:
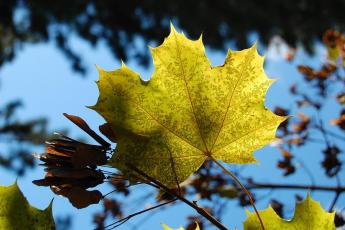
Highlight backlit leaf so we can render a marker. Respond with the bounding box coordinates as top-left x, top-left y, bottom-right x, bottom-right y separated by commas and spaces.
92, 24, 286, 187
162, 223, 200, 230
0, 182, 55, 229
243, 194, 335, 230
